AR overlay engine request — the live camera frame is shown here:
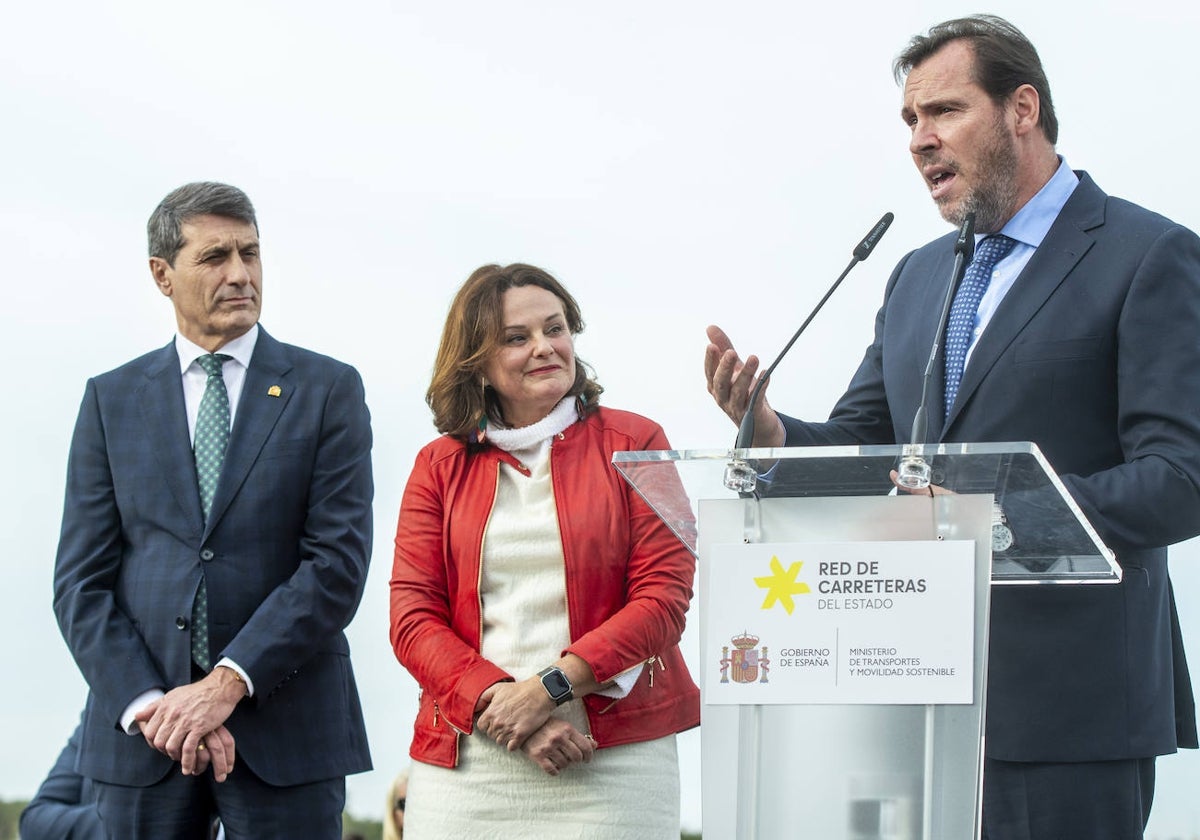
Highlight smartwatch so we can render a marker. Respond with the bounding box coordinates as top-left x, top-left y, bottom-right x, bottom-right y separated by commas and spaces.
537, 666, 574, 706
